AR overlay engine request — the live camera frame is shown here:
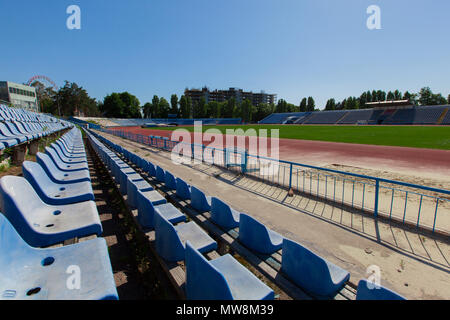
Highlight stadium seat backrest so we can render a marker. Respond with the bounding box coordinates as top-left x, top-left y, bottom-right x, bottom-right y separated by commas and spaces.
154, 209, 185, 261
356, 279, 406, 300
185, 241, 234, 300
